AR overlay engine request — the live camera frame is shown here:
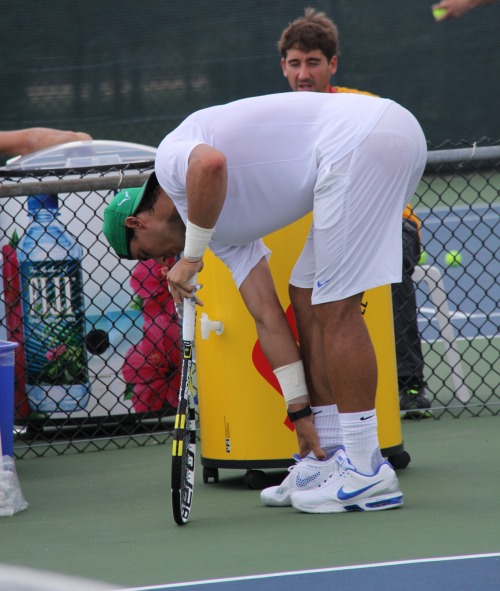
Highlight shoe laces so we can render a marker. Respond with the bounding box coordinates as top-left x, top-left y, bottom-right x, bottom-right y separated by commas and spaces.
320, 454, 351, 484
286, 454, 304, 473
